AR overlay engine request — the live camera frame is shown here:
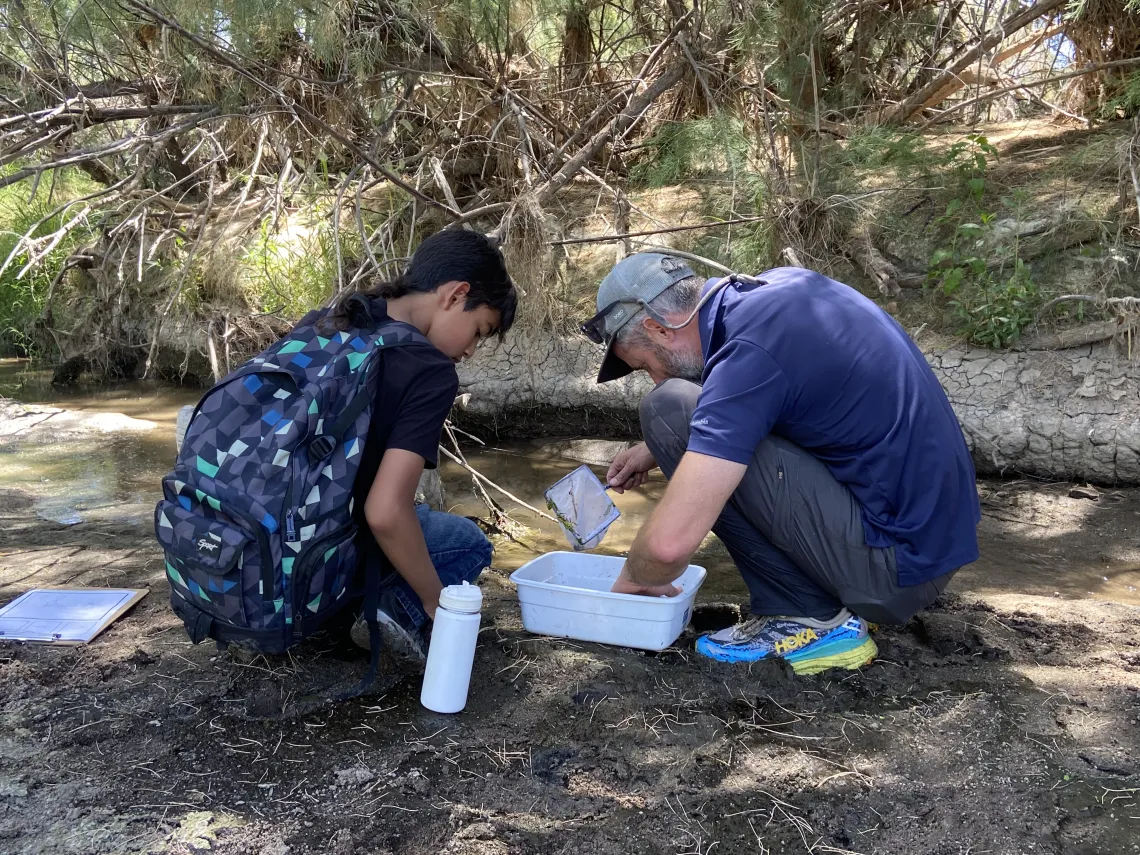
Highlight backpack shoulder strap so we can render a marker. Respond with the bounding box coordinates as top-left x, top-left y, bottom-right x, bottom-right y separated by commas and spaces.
320, 319, 433, 447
